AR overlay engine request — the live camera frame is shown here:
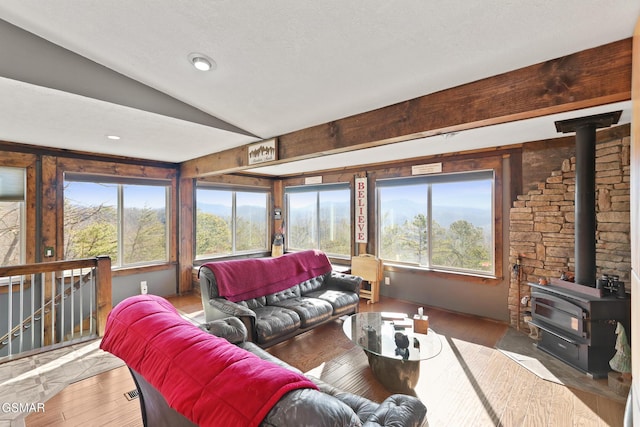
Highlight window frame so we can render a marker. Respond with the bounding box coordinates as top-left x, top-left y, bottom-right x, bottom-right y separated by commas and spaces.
0, 154, 37, 266
376, 170, 496, 278
195, 184, 271, 259
63, 173, 172, 269
285, 183, 352, 259
0, 166, 27, 266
